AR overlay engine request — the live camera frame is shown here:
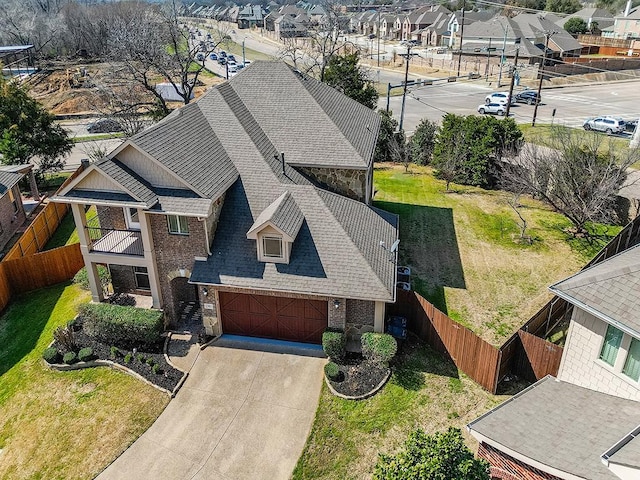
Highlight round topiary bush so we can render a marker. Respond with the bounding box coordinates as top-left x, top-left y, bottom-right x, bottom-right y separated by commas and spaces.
324, 361, 342, 382
322, 330, 346, 362
63, 351, 78, 365
361, 332, 397, 367
78, 347, 94, 362
43, 347, 60, 364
